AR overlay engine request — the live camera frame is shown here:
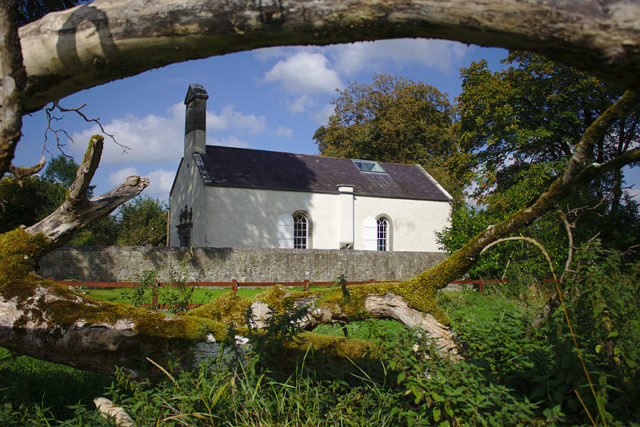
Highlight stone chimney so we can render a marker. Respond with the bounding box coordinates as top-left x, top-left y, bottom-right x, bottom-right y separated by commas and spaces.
184, 83, 209, 157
